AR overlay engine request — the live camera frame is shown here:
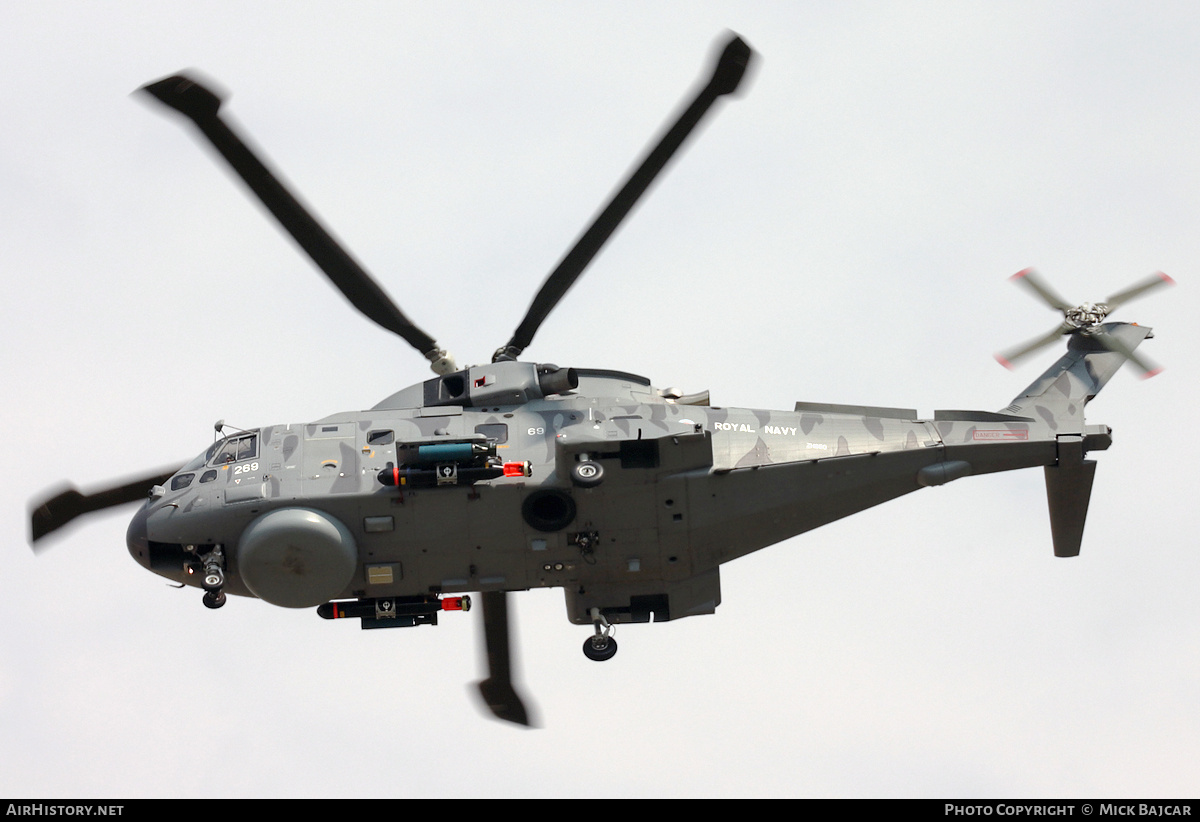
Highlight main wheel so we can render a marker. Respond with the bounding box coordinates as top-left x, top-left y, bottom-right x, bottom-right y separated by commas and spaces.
582, 635, 618, 661
570, 461, 605, 488
203, 591, 226, 610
